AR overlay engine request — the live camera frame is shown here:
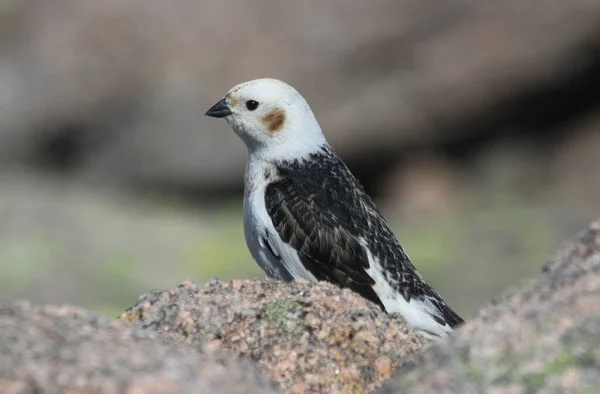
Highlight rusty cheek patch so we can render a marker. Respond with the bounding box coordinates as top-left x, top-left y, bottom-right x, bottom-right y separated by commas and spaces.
260, 108, 286, 133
